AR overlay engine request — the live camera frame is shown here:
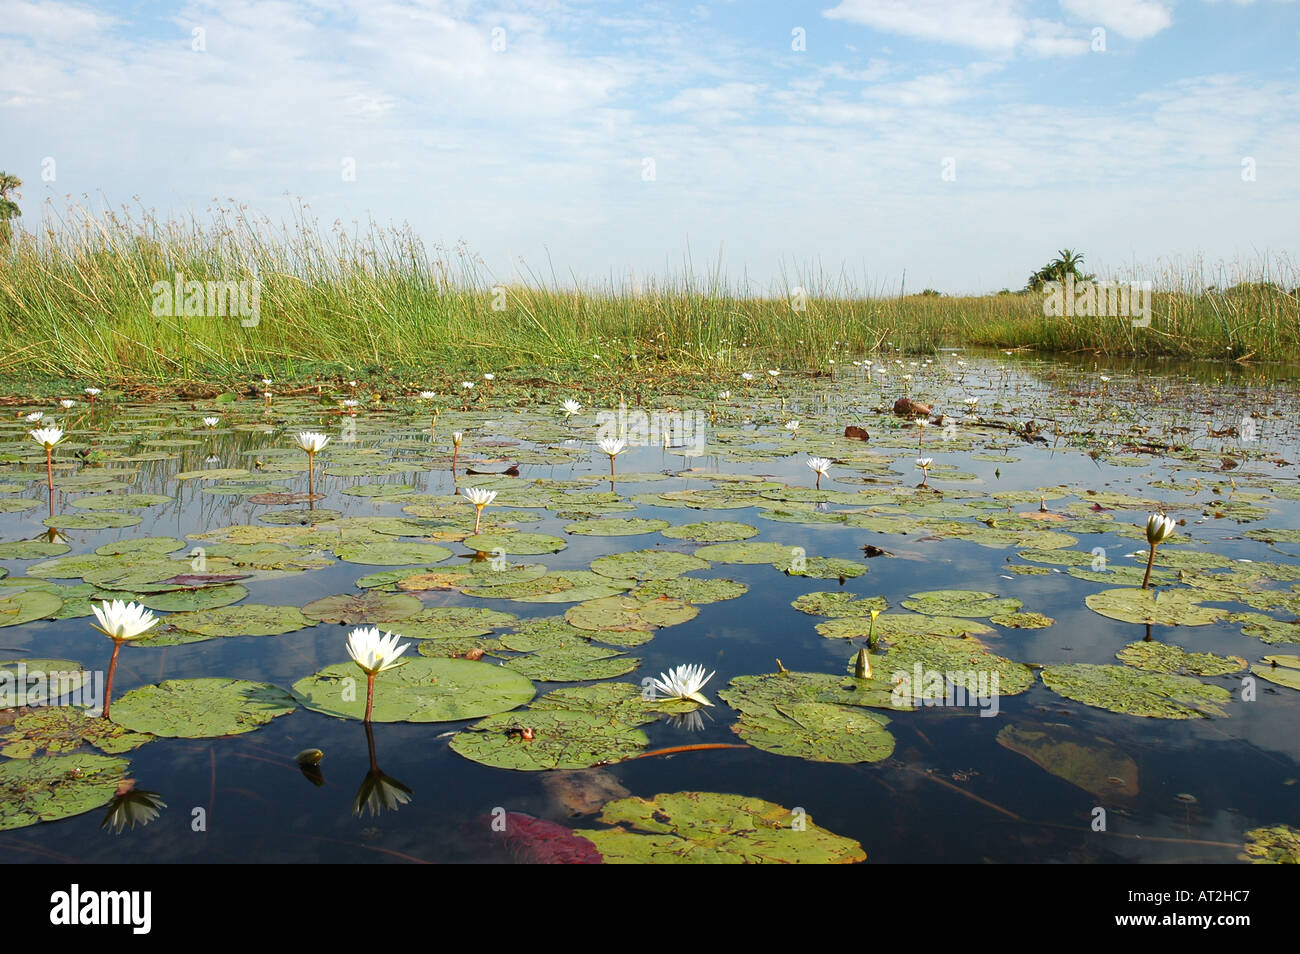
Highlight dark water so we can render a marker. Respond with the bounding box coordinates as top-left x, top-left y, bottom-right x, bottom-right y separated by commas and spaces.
2, 355, 1298, 863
